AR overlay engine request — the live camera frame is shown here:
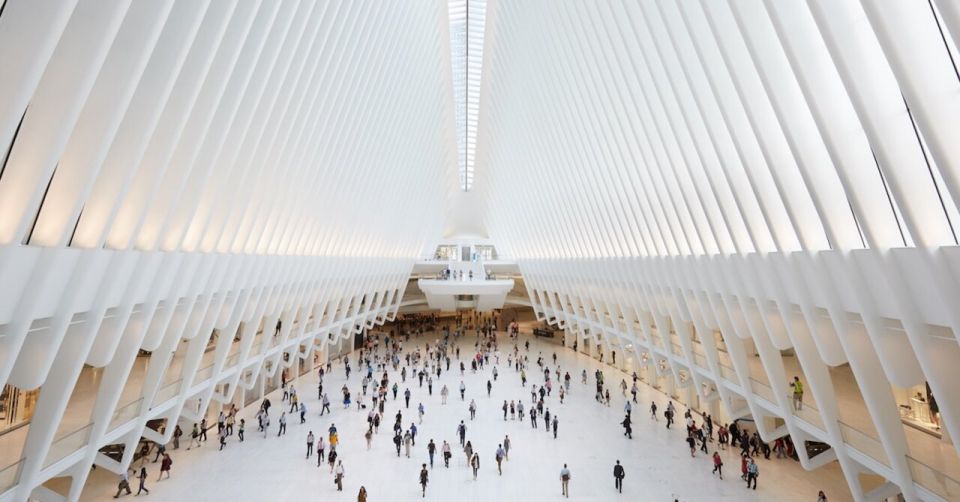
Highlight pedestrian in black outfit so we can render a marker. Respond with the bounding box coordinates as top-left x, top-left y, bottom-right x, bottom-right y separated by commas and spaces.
613, 460, 625, 493
135, 467, 149, 495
